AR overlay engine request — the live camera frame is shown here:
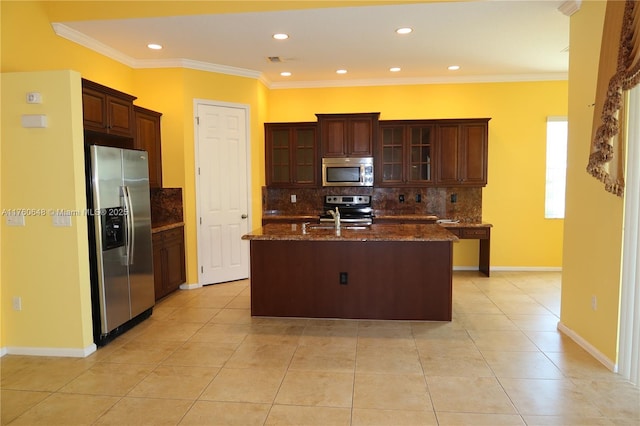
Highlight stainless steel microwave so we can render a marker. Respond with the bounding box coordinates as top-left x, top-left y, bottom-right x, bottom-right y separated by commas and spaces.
322, 157, 374, 187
